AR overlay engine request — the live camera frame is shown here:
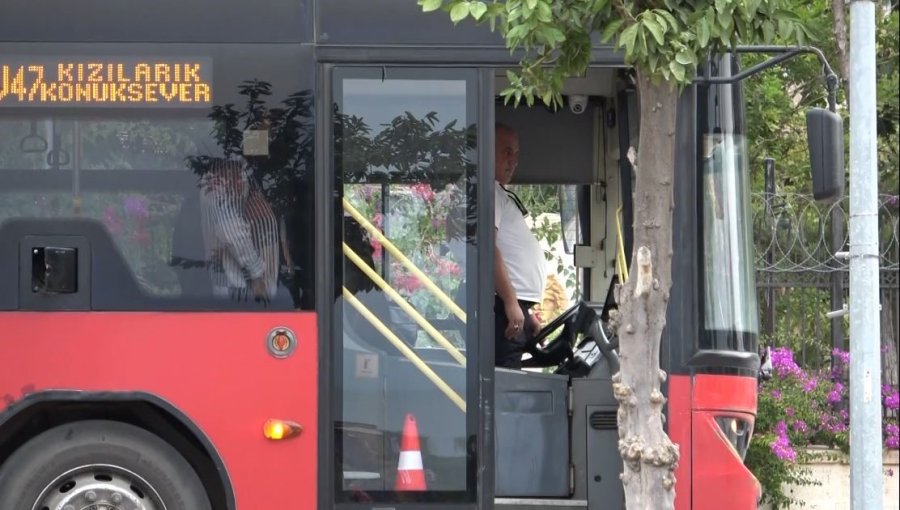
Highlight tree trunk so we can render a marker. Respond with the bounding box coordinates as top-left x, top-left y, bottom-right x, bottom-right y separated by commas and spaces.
831, 0, 850, 81
613, 71, 680, 510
